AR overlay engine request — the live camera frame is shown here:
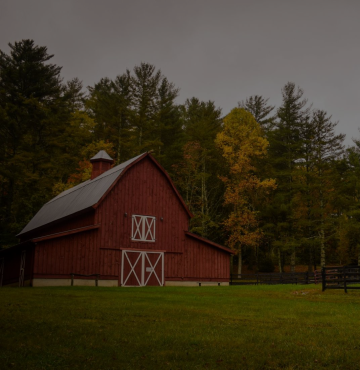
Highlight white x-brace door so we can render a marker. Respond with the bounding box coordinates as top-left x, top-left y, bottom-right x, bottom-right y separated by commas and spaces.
121, 250, 164, 287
